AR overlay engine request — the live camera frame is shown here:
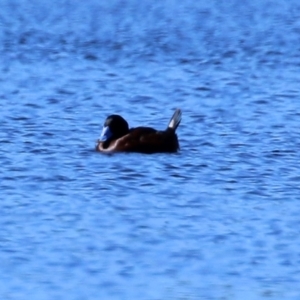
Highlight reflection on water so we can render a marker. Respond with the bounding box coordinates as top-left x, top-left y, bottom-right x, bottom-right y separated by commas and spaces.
1, 0, 300, 299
